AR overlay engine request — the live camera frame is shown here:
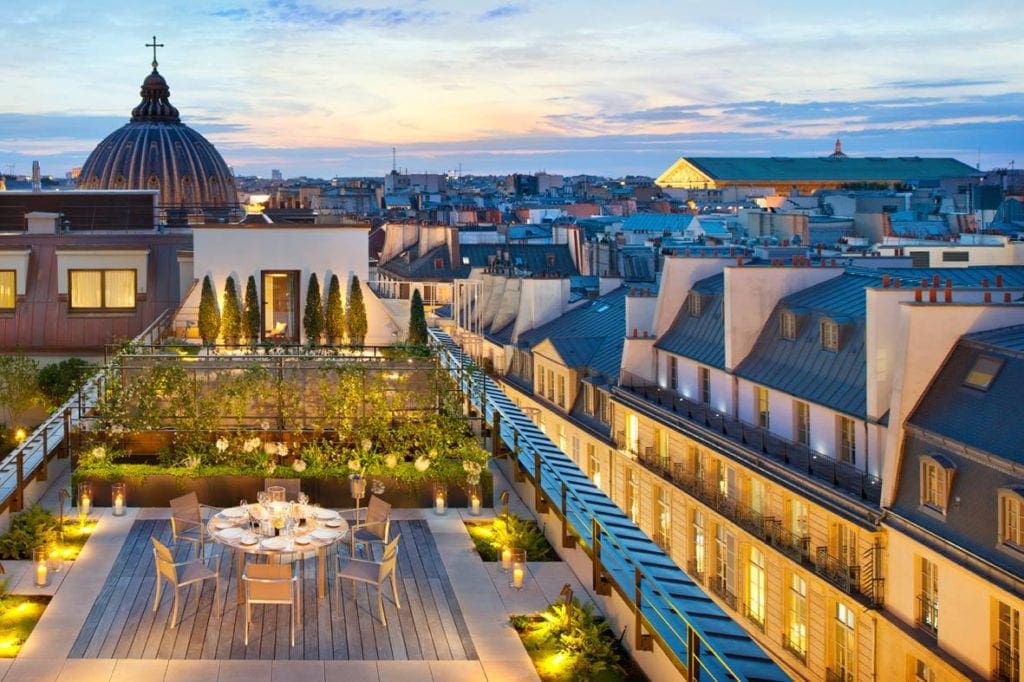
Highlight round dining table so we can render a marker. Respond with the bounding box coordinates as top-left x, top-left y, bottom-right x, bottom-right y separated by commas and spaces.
207, 505, 350, 604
